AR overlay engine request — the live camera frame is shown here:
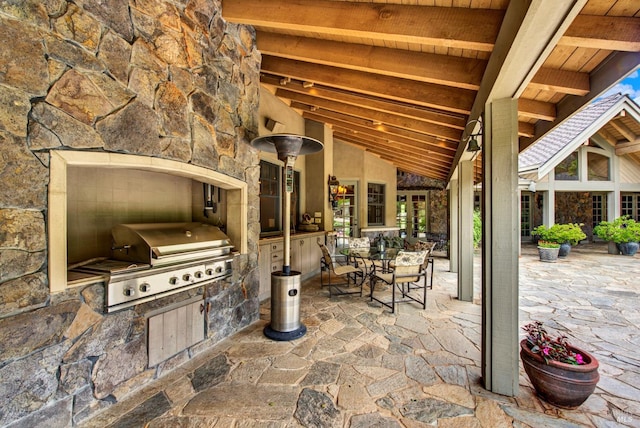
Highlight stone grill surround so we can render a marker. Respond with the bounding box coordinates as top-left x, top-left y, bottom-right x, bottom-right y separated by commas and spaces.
0, 1, 261, 426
